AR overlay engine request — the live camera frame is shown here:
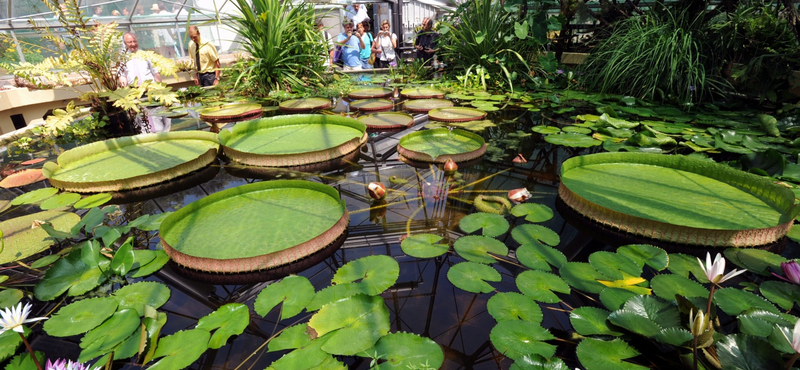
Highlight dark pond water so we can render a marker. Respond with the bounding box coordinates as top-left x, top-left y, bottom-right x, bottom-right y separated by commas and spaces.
2, 93, 794, 370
